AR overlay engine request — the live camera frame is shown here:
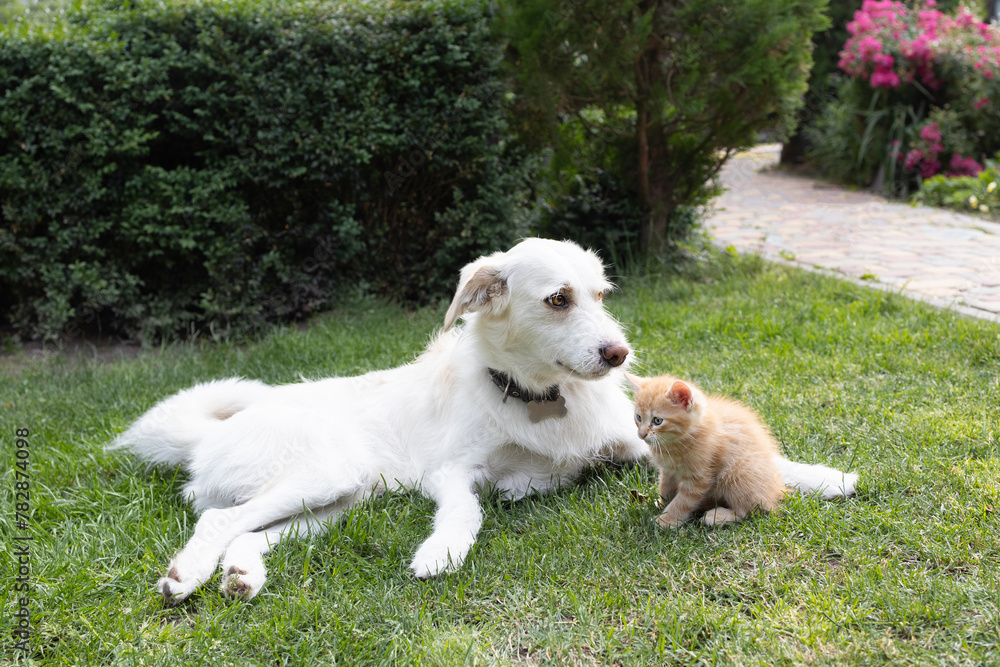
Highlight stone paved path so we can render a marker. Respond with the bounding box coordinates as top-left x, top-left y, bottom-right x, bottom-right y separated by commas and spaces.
706, 144, 1000, 323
